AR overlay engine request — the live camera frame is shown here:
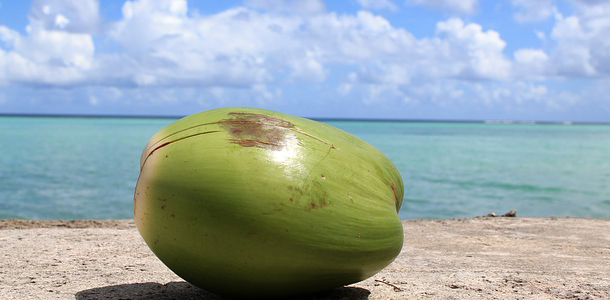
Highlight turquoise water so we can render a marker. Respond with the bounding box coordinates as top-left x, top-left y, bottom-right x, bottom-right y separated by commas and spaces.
1, 116, 609, 220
